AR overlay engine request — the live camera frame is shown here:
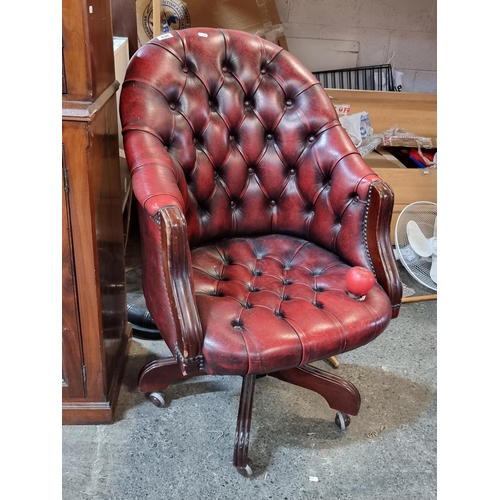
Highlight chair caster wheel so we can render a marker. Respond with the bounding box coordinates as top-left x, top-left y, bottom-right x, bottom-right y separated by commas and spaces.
335, 412, 351, 430
236, 458, 253, 477
148, 392, 166, 407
